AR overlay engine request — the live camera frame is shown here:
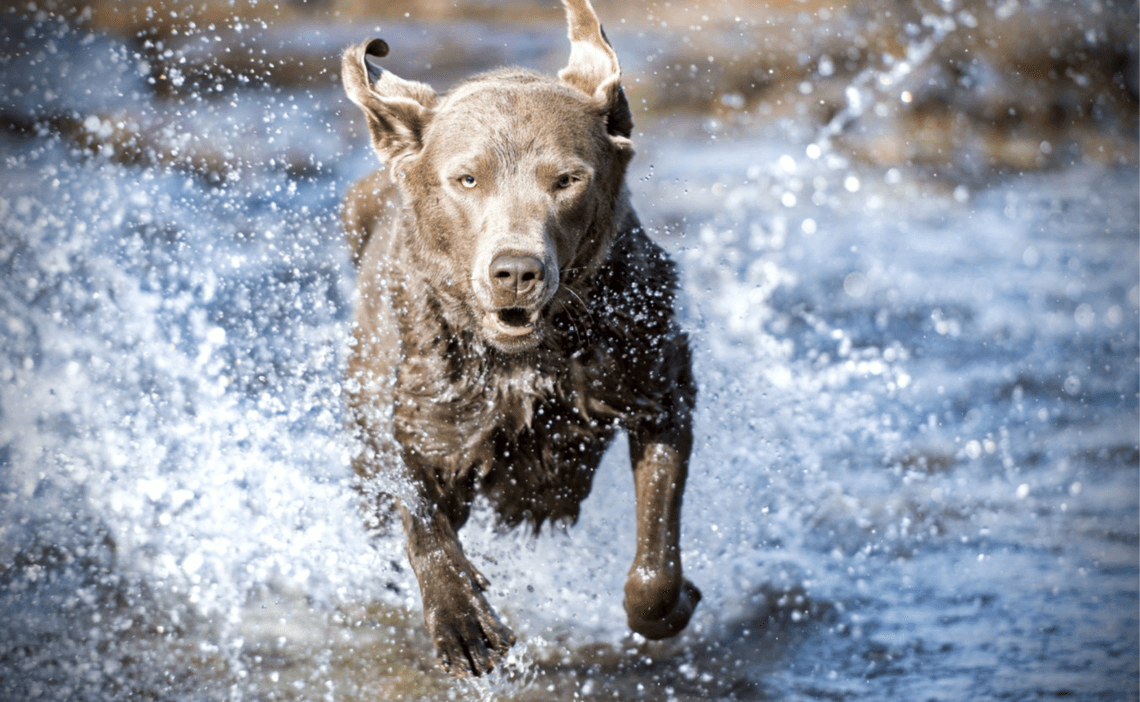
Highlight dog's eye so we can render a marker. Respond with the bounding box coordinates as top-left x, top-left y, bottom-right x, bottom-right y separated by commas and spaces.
555, 174, 577, 190
459, 175, 477, 189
